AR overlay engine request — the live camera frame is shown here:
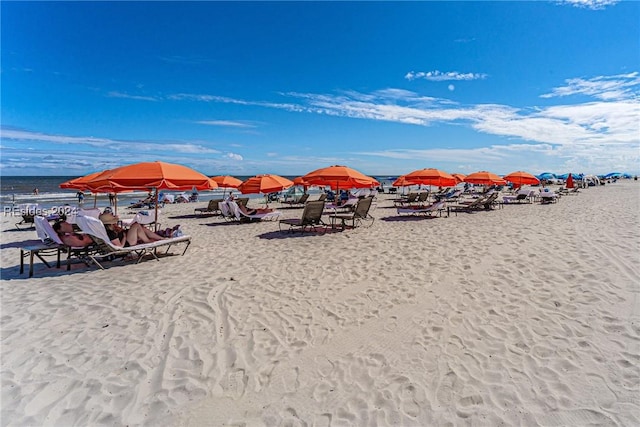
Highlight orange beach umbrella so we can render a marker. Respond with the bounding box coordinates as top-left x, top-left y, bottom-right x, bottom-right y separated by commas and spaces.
403, 168, 457, 187
503, 171, 540, 186
292, 176, 310, 186
392, 175, 413, 187
210, 175, 242, 189
302, 165, 379, 190
85, 161, 217, 192
59, 170, 107, 192
237, 174, 294, 195
84, 161, 217, 225
210, 175, 242, 198
452, 173, 466, 184
463, 171, 507, 185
